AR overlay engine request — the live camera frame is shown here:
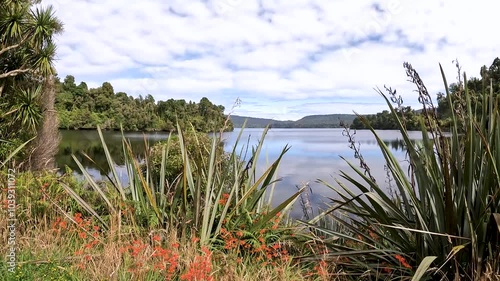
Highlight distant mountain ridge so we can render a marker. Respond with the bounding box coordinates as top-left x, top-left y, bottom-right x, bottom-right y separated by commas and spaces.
229, 114, 357, 128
